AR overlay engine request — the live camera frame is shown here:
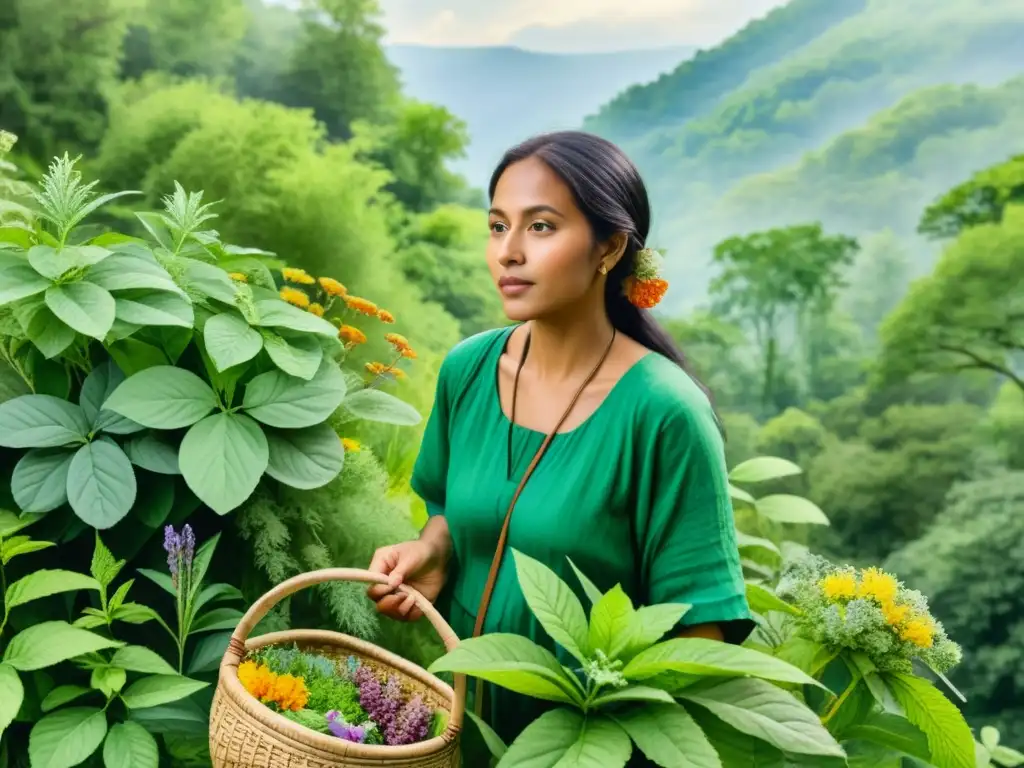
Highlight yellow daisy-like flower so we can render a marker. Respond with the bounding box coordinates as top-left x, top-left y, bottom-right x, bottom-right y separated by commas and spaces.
308, 302, 325, 317
365, 362, 389, 376
378, 309, 395, 324
228, 272, 248, 283
318, 276, 347, 297
880, 600, 911, 628
282, 267, 315, 285
339, 325, 367, 345
400, 346, 417, 360
238, 661, 275, 700
899, 618, 935, 649
280, 286, 310, 309
384, 332, 410, 350
265, 673, 308, 712
345, 296, 378, 317
857, 568, 899, 604
820, 573, 857, 601
342, 437, 361, 452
